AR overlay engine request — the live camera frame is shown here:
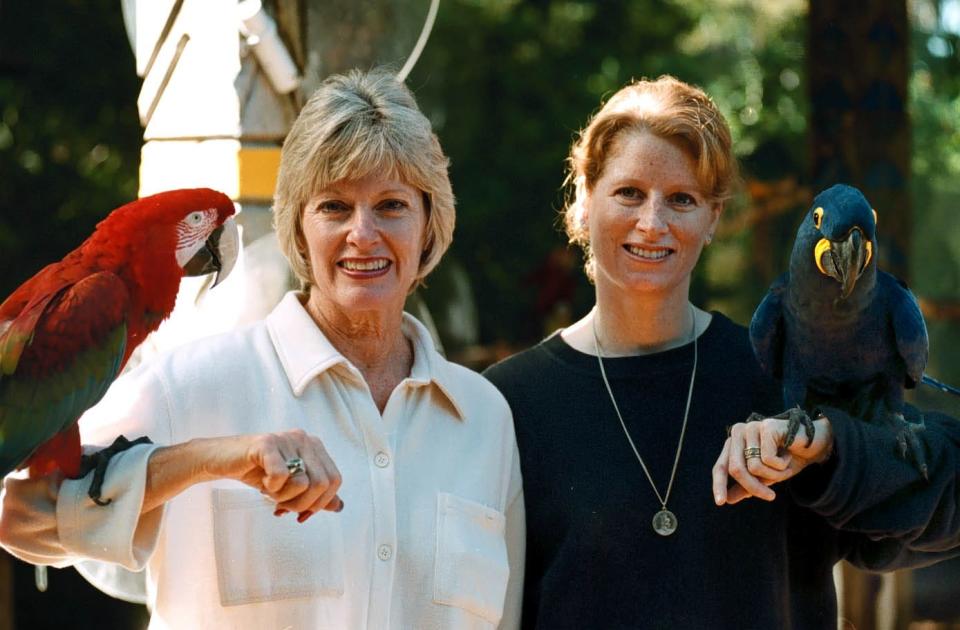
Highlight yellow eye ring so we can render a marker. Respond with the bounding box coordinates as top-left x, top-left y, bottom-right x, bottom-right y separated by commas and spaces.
813, 207, 824, 229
